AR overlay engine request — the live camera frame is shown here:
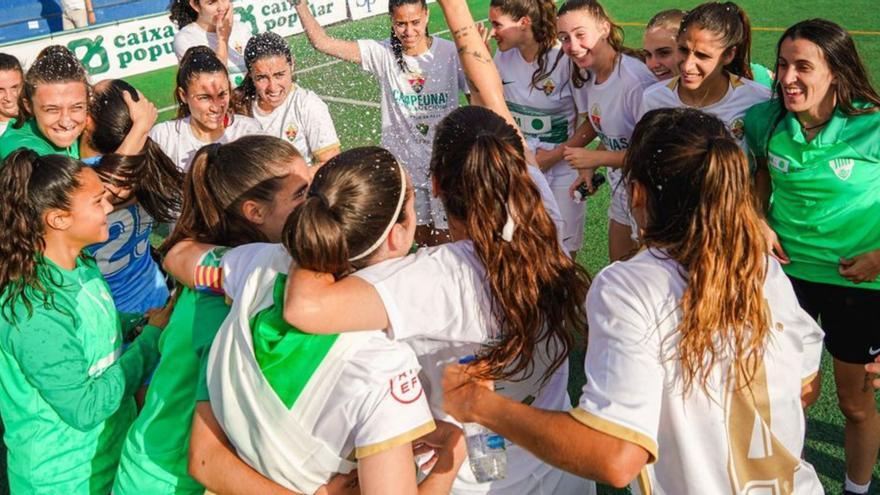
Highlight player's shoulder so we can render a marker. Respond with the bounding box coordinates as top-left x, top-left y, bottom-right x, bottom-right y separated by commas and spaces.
642, 77, 677, 101
619, 54, 656, 86
592, 249, 685, 308
732, 75, 772, 101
